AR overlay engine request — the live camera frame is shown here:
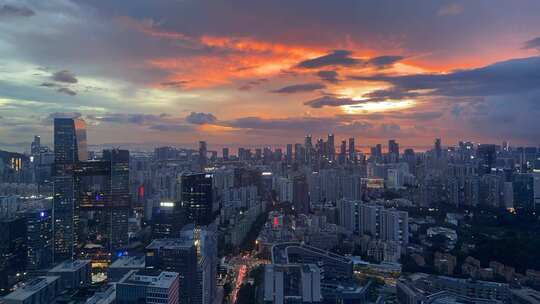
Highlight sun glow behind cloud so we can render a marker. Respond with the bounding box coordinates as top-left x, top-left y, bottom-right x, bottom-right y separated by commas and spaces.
341, 99, 416, 114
